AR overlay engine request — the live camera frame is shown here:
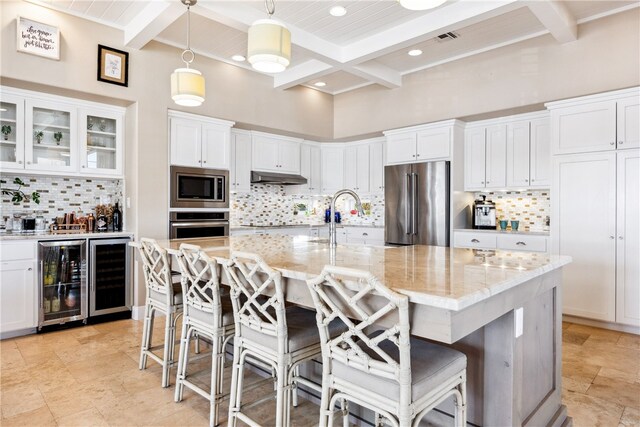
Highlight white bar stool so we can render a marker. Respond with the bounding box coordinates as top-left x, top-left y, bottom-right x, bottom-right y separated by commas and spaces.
307, 265, 467, 427
174, 243, 235, 427
132, 238, 183, 388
